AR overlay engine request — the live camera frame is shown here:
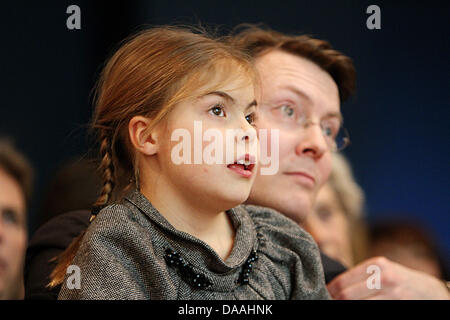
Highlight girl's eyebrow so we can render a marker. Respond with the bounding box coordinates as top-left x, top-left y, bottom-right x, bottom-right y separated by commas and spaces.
203, 91, 257, 109
246, 100, 257, 110
203, 91, 235, 103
